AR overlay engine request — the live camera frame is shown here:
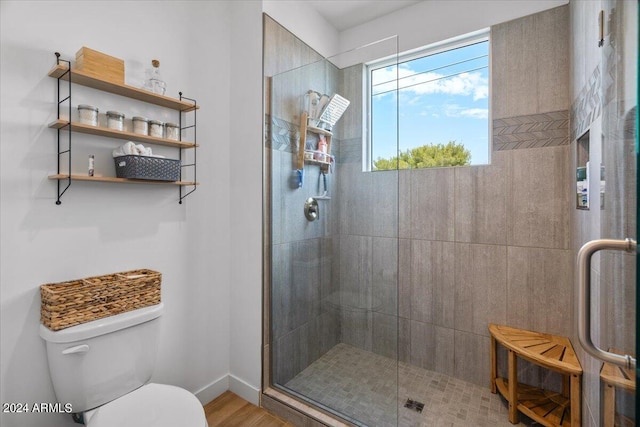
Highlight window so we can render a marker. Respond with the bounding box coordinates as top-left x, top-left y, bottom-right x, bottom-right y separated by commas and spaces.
367, 30, 489, 170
